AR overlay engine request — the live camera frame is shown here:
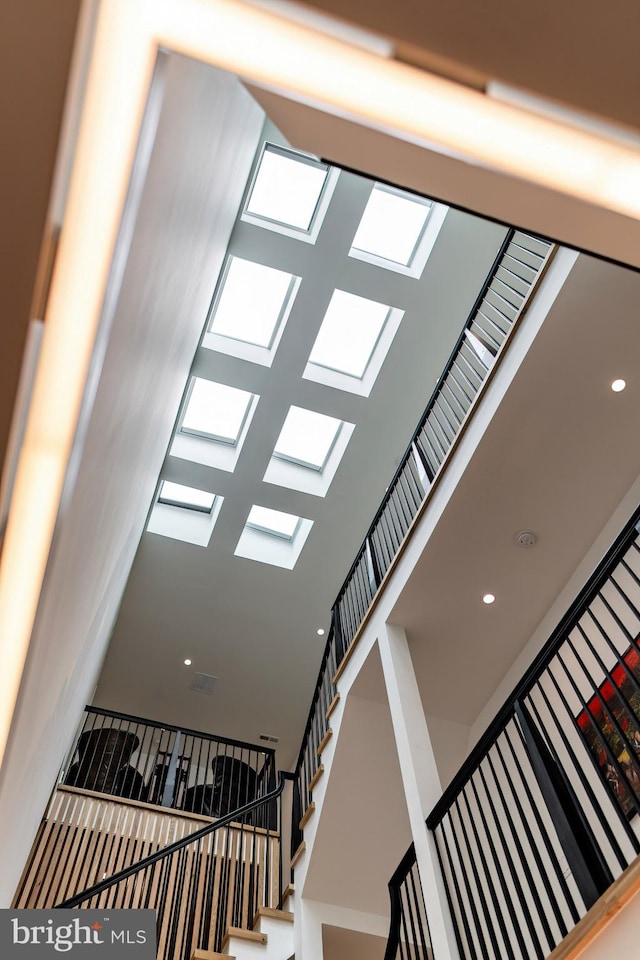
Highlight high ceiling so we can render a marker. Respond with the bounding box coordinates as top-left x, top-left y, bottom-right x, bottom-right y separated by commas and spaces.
94, 57, 506, 766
